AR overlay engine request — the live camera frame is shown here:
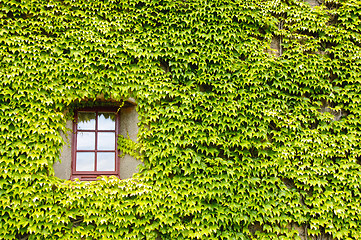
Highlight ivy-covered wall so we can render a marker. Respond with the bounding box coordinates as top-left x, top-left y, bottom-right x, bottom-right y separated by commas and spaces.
1, 0, 360, 239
